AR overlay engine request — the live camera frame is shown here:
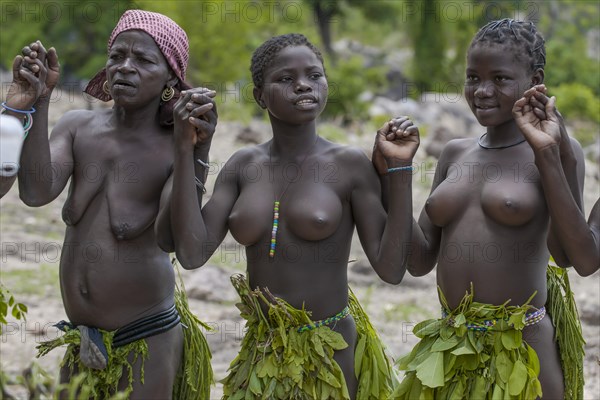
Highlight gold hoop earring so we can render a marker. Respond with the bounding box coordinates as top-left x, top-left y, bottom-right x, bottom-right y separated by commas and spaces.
161, 87, 175, 102
102, 81, 110, 95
